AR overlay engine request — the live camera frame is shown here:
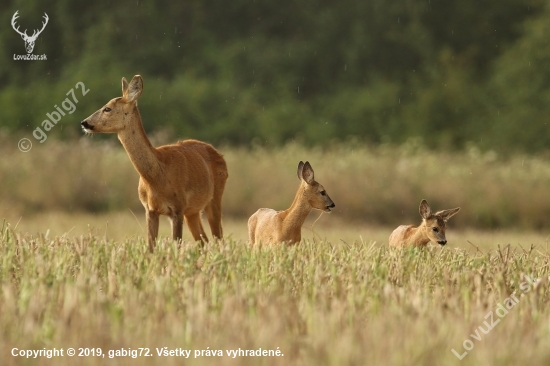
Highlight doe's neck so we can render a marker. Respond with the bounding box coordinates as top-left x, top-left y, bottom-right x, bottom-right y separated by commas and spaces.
116, 108, 162, 182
